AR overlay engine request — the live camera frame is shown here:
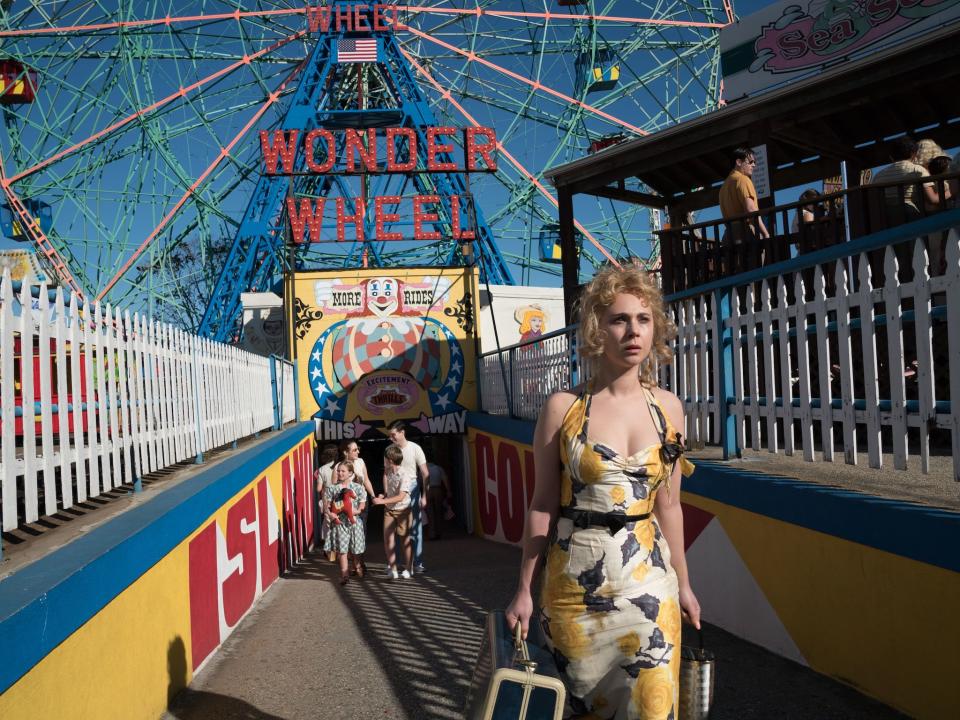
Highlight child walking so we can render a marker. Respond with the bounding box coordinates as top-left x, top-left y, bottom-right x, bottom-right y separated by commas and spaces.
322, 459, 367, 585
371, 444, 417, 580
